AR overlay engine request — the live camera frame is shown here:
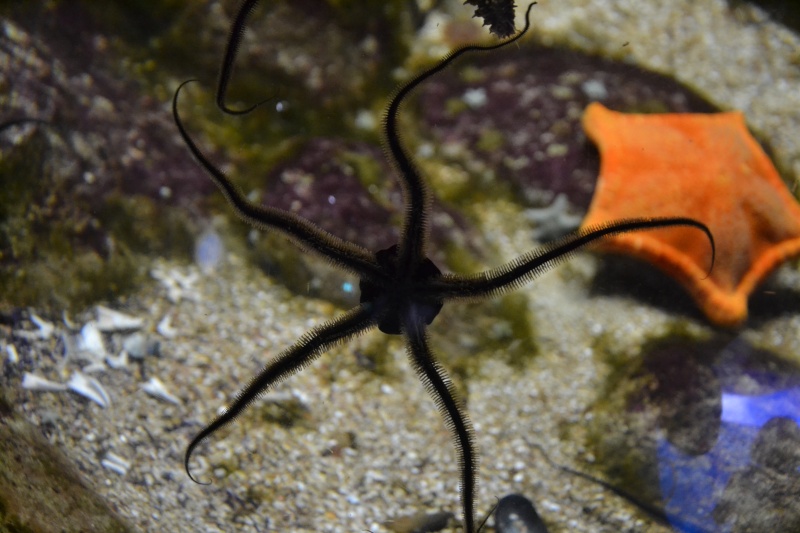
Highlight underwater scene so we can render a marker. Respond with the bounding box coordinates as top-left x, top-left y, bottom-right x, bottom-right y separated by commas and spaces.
2, 0, 800, 531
